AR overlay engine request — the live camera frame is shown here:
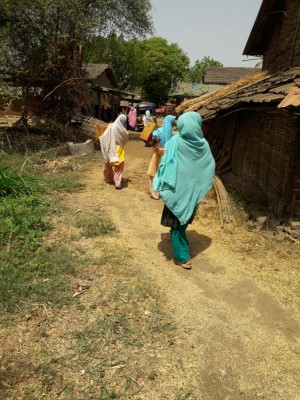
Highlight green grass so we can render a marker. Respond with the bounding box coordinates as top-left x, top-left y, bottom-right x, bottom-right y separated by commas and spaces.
0, 161, 84, 312
0, 196, 78, 310
75, 213, 117, 238
0, 152, 182, 400
0, 165, 39, 196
